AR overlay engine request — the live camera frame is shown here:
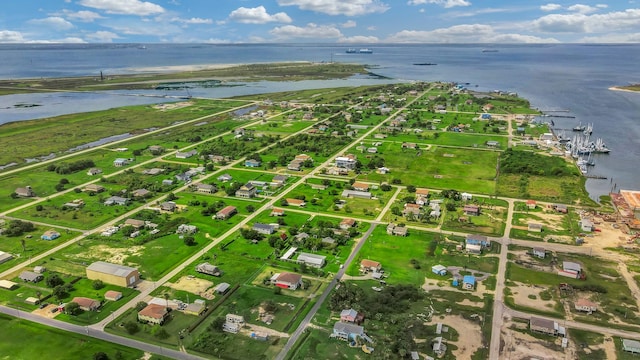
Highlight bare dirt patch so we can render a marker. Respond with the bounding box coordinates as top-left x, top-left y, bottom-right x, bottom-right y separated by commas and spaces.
32, 304, 61, 319
436, 315, 483, 359
166, 276, 215, 299
73, 244, 144, 265
500, 318, 566, 360
510, 282, 556, 310
515, 211, 565, 232
152, 101, 193, 111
